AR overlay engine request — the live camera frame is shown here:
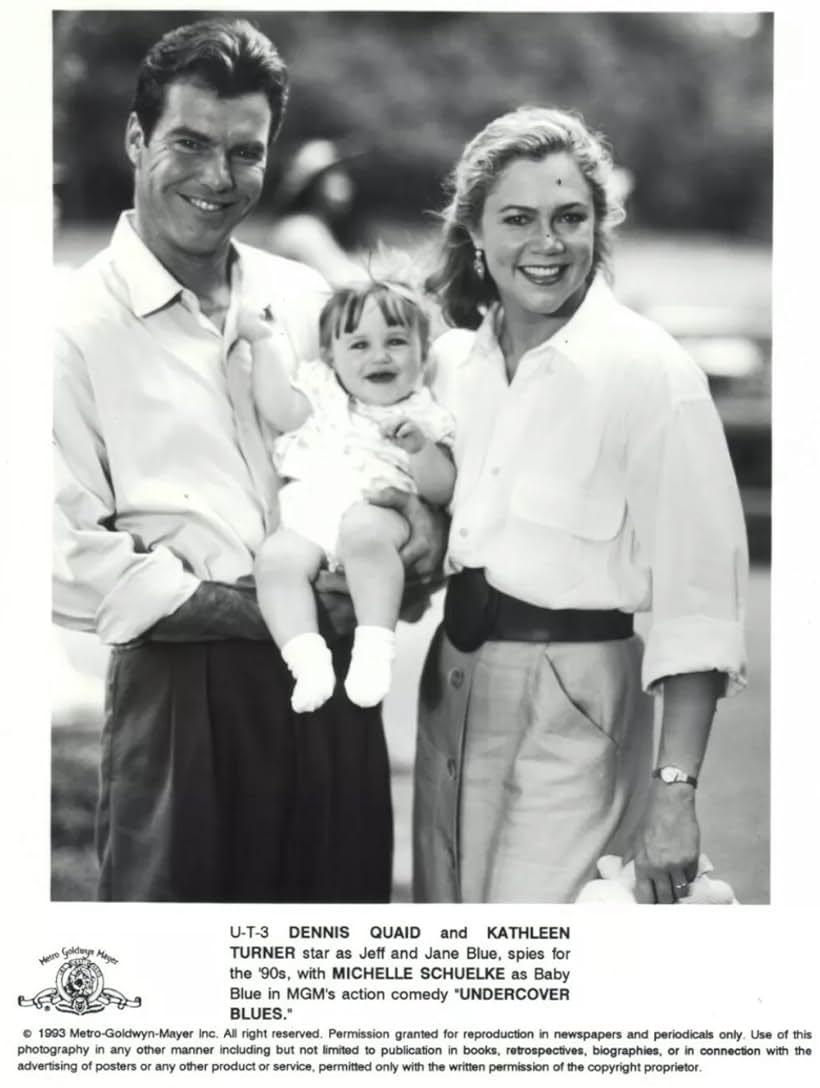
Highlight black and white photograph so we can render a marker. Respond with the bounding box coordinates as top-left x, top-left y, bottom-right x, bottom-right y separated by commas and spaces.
50, 8, 770, 907
3, 4, 819, 1086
